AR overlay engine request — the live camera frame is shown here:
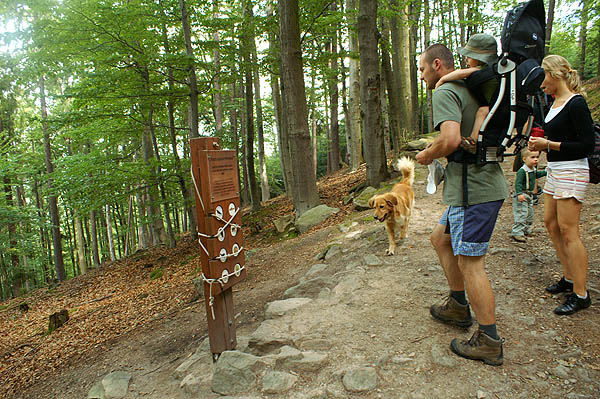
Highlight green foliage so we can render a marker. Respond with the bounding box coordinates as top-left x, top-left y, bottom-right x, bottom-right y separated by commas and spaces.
0, 0, 596, 297
149, 267, 163, 280
548, 25, 579, 63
